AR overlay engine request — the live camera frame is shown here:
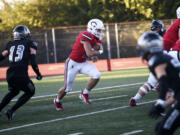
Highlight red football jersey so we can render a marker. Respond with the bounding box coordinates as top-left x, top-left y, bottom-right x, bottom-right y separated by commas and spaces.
69, 31, 101, 62
163, 19, 180, 51
172, 39, 180, 51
